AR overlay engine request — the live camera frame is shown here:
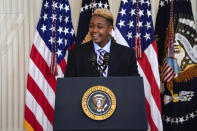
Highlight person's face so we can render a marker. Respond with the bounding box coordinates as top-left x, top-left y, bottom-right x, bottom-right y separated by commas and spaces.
89, 16, 113, 48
